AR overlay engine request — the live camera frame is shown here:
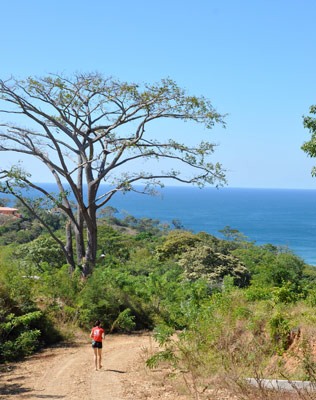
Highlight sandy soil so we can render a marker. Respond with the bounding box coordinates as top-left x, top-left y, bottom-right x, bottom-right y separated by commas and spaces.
0, 332, 235, 400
